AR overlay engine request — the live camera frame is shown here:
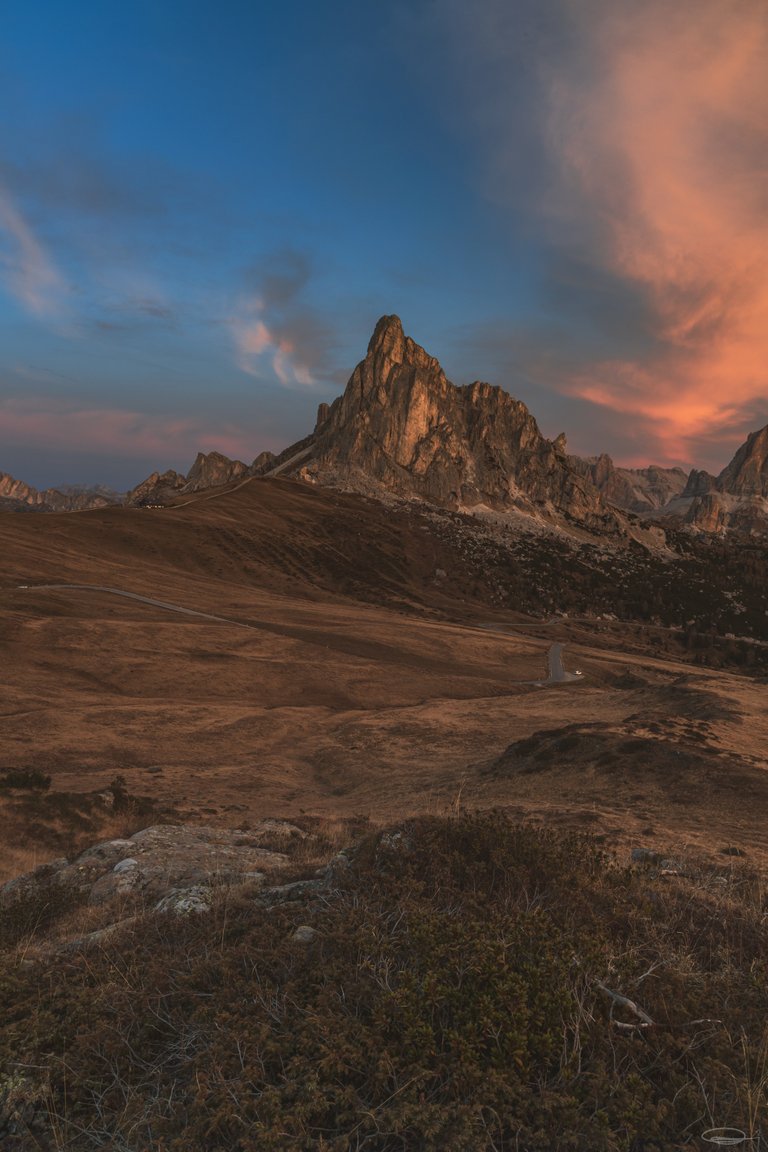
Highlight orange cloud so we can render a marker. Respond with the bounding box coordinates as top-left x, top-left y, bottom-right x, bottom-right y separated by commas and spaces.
546, 0, 768, 464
